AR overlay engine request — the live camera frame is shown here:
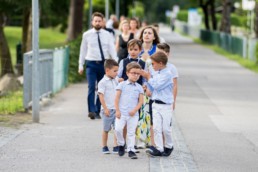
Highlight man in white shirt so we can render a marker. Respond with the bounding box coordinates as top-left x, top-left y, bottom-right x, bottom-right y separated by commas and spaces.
78, 12, 118, 120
